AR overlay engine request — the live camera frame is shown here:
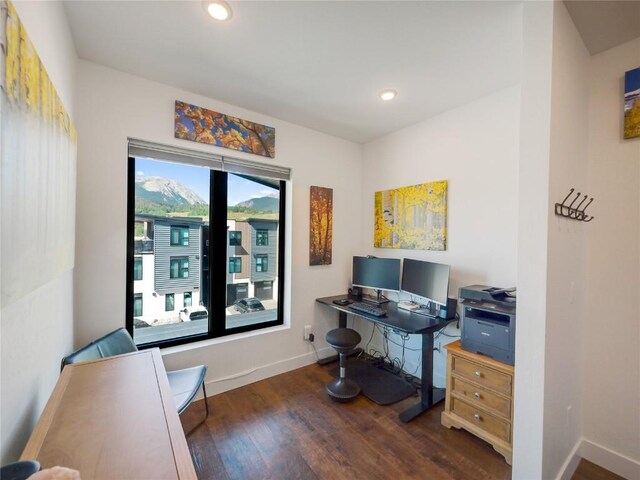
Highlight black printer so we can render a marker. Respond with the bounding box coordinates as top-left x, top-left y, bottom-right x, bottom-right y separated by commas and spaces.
459, 285, 516, 366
